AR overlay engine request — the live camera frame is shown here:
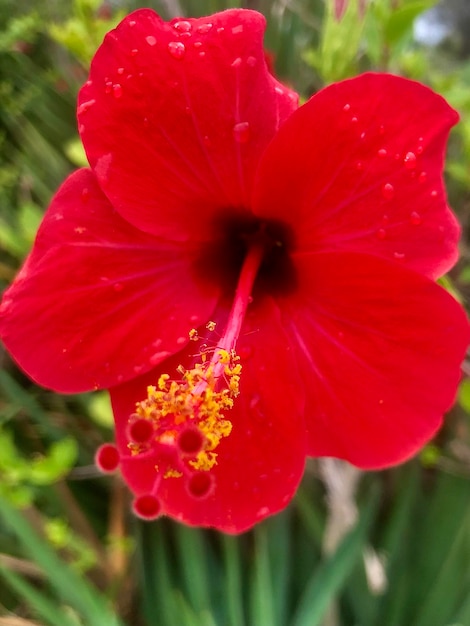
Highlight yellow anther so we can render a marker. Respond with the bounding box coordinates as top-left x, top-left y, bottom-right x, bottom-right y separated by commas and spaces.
158, 374, 169, 390
206, 320, 216, 331
189, 328, 199, 341
164, 468, 183, 479
218, 349, 230, 364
